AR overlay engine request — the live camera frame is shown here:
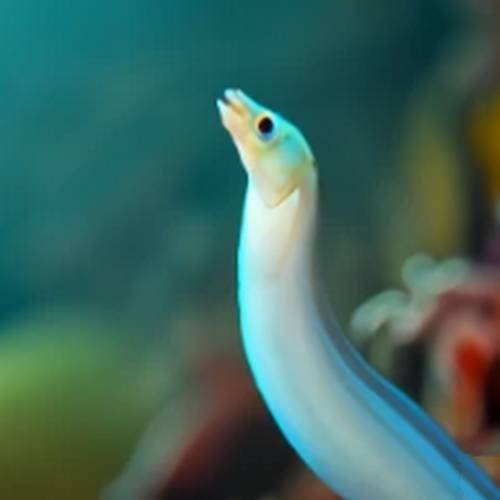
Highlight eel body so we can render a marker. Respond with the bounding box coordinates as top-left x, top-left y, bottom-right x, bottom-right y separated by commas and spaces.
217, 89, 500, 499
